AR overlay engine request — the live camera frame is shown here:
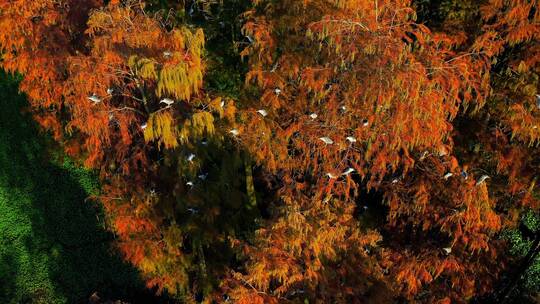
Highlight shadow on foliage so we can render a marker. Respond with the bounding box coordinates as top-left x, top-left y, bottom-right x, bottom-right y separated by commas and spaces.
0, 71, 173, 303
